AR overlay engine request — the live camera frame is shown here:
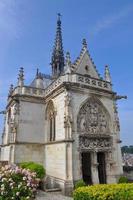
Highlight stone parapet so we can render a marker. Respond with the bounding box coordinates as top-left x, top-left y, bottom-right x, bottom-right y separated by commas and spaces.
9, 73, 112, 100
